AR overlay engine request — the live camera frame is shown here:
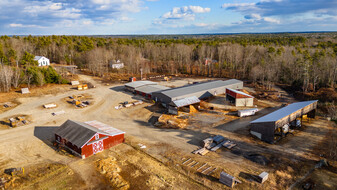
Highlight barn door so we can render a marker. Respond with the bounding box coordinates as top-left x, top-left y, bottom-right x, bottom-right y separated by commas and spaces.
92, 140, 104, 154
